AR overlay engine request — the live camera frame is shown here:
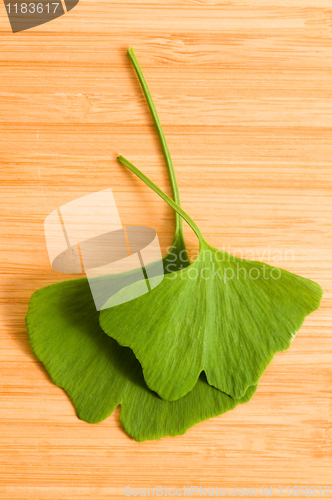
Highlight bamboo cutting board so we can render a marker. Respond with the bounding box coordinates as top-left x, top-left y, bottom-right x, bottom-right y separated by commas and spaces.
0, 1, 331, 498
